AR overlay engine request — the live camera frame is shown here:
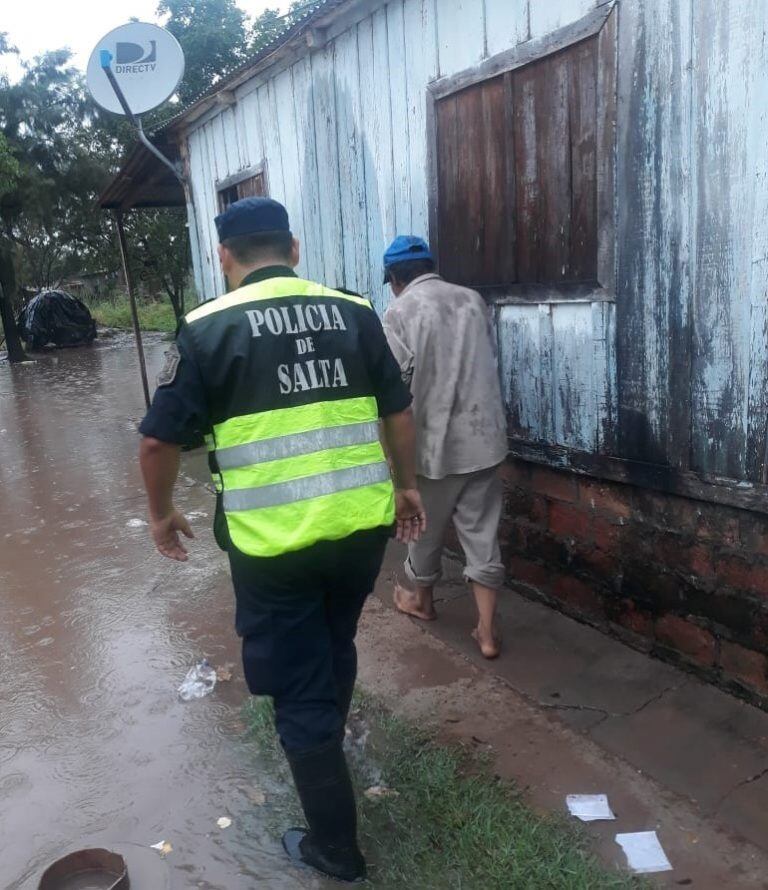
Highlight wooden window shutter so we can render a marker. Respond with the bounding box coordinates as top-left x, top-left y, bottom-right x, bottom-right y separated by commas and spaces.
435, 36, 599, 290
